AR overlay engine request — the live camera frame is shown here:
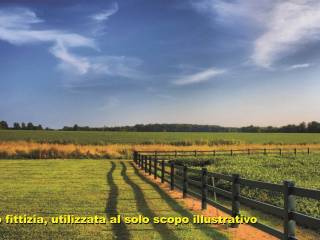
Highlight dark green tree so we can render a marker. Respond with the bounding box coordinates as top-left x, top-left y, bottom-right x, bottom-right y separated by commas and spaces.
73, 124, 79, 131
13, 122, 21, 129
0, 121, 8, 129
27, 122, 34, 130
